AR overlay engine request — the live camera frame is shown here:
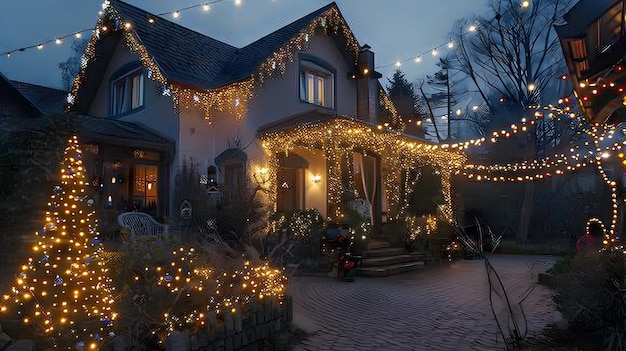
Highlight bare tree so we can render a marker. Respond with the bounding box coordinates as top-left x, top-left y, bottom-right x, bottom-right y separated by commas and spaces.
58, 39, 89, 91
452, 0, 574, 134
447, 0, 576, 243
